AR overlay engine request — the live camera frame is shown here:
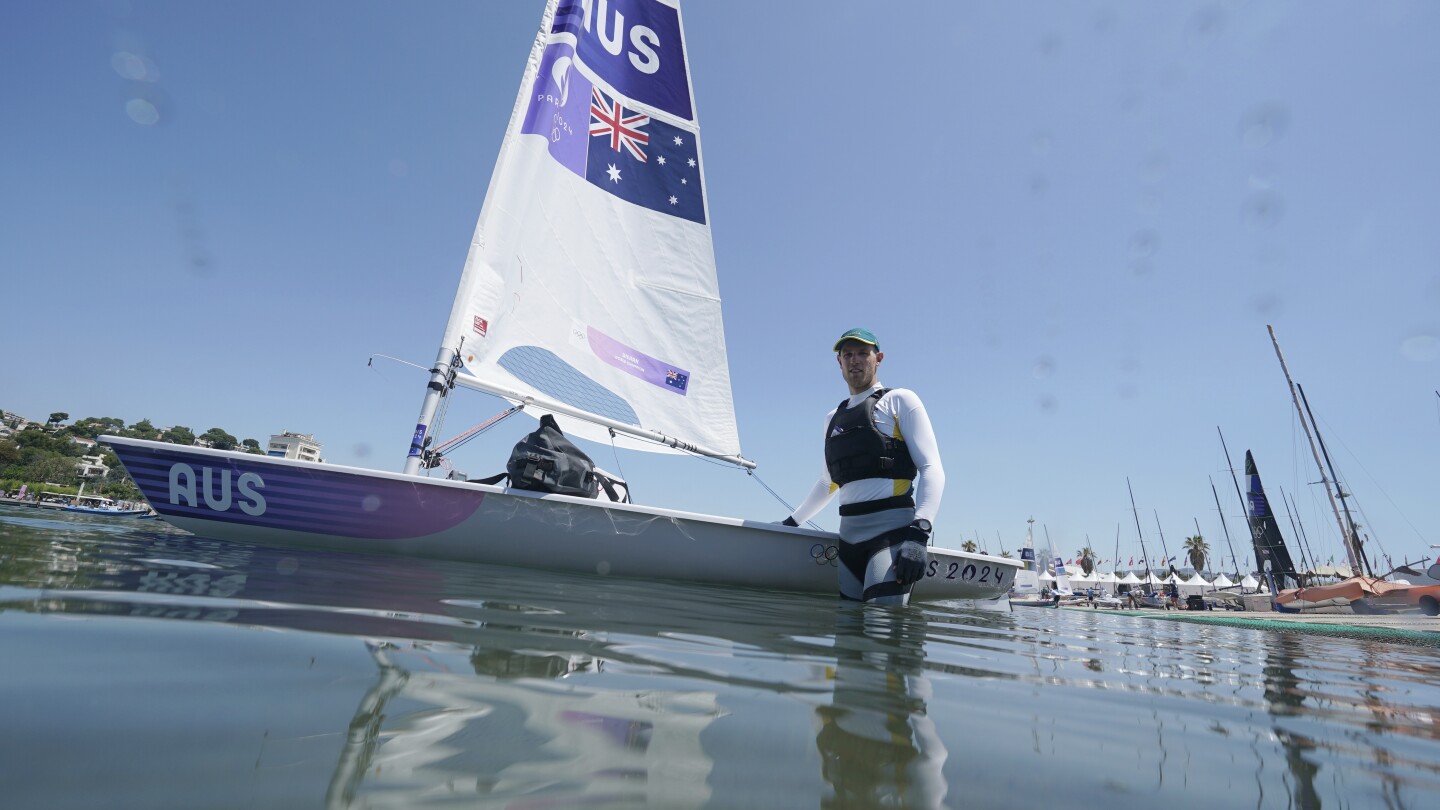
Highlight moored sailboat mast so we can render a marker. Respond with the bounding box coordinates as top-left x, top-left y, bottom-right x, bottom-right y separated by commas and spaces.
1126, 477, 1152, 578
1208, 475, 1242, 578
1267, 325, 1363, 572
